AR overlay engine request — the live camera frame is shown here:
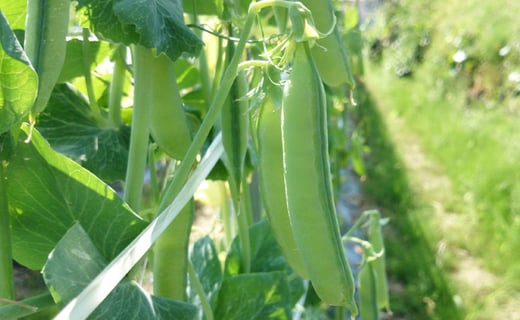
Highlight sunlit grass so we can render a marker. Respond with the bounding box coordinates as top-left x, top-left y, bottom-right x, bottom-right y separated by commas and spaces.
363, 60, 520, 318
